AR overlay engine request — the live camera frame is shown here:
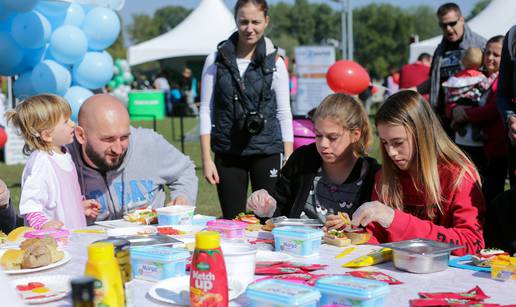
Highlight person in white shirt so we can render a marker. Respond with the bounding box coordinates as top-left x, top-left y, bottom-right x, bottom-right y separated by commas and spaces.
200, 0, 293, 218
